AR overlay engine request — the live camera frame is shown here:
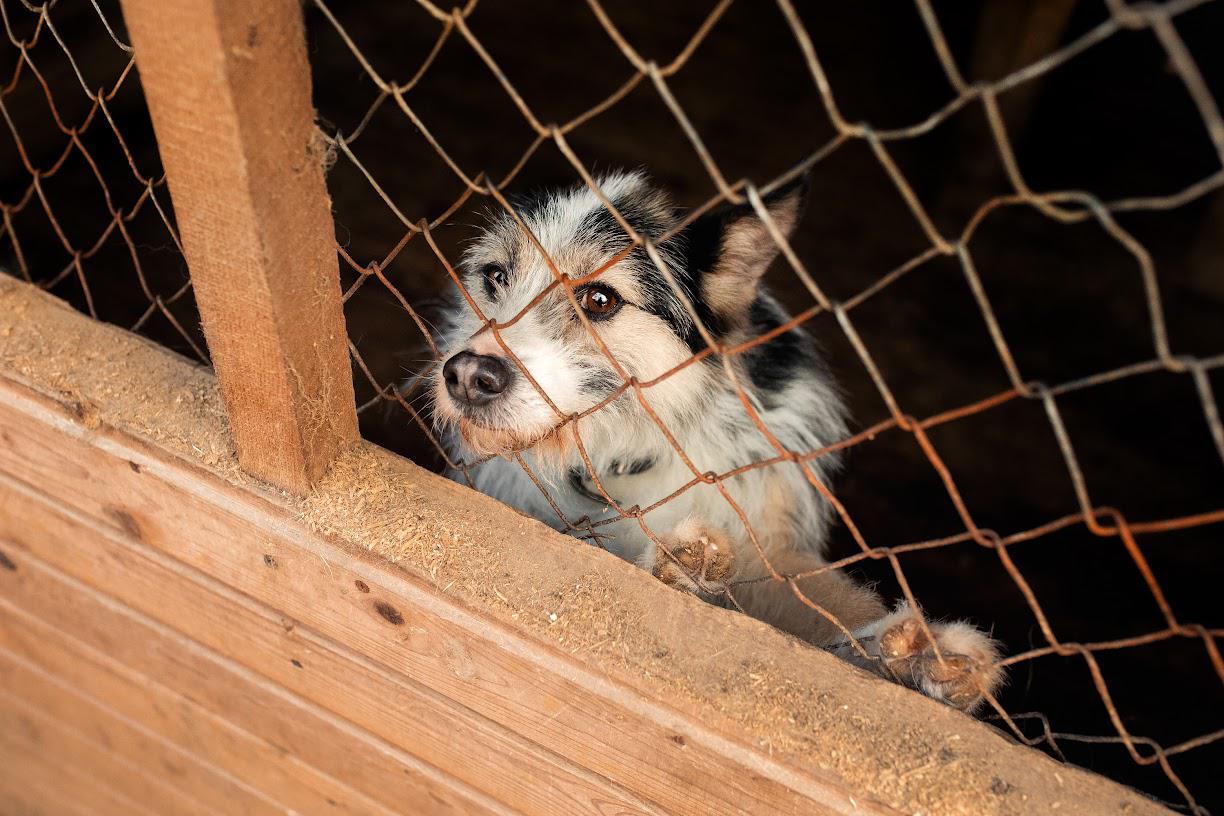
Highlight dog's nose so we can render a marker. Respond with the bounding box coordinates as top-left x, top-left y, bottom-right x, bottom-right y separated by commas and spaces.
443, 351, 513, 407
